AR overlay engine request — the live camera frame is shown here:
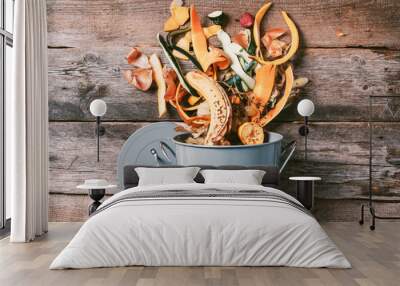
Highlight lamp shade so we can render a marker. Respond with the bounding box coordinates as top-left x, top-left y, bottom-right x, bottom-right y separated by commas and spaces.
90, 99, 107, 117
297, 99, 315, 117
